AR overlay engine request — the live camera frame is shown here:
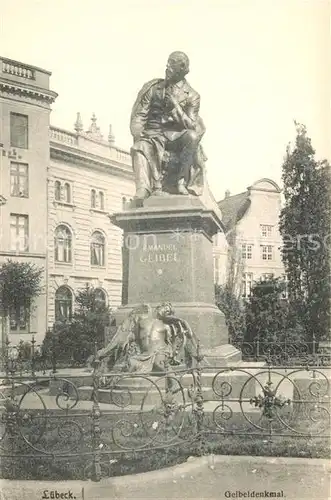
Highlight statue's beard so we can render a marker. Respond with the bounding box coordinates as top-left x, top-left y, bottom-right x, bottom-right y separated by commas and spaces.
165, 70, 184, 84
